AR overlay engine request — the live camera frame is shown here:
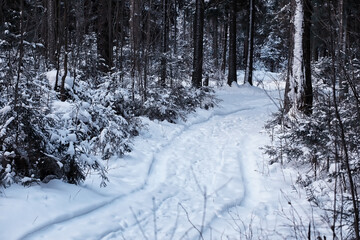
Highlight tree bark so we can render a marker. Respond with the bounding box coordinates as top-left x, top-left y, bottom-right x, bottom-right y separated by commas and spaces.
47, 0, 56, 66
284, 0, 295, 114
174, 0, 178, 55
221, 9, 228, 74
303, 0, 312, 114
14, 0, 24, 145
144, 0, 152, 101
97, 0, 113, 73
212, 14, 219, 69
192, 0, 205, 88
338, 0, 348, 97
130, 0, 141, 100
285, 0, 312, 116
116, 0, 125, 82
60, 0, 68, 102
244, 0, 254, 86
160, 0, 169, 87
227, 0, 237, 86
